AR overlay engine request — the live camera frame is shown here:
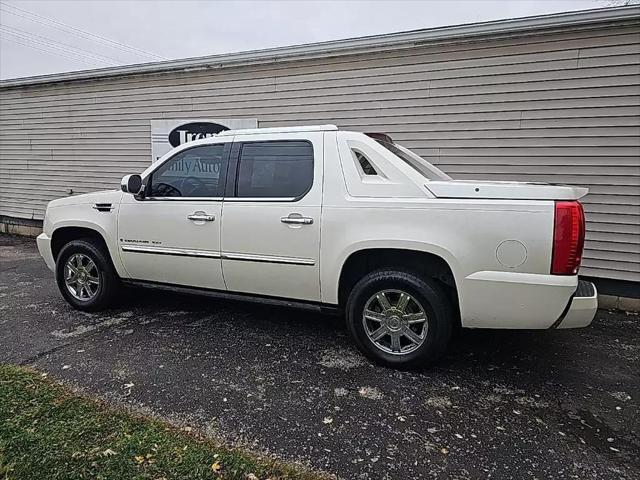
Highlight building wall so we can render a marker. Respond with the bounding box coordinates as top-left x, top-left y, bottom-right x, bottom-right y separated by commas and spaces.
1, 22, 639, 282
